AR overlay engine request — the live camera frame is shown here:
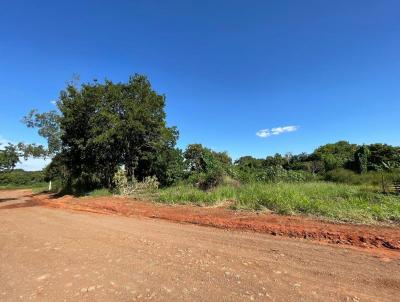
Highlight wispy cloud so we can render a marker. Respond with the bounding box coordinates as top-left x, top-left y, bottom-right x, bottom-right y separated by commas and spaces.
256, 125, 299, 138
